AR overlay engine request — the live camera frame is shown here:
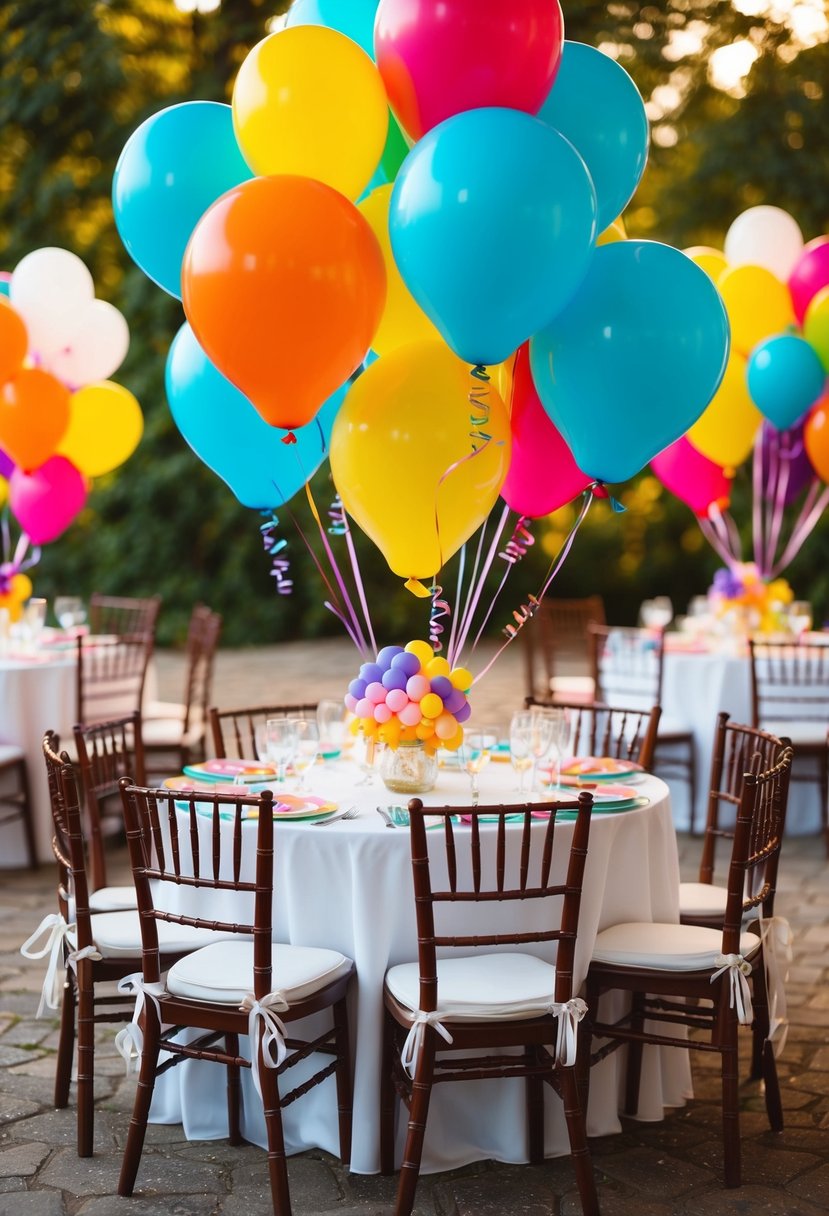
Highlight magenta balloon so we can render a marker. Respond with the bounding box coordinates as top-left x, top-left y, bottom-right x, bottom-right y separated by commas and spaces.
761, 419, 815, 504
788, 237, 829, 324
501, 343, 592, 517
9, 456, 87, 543
374, 0, 564, 141
650, 436, 732, 518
